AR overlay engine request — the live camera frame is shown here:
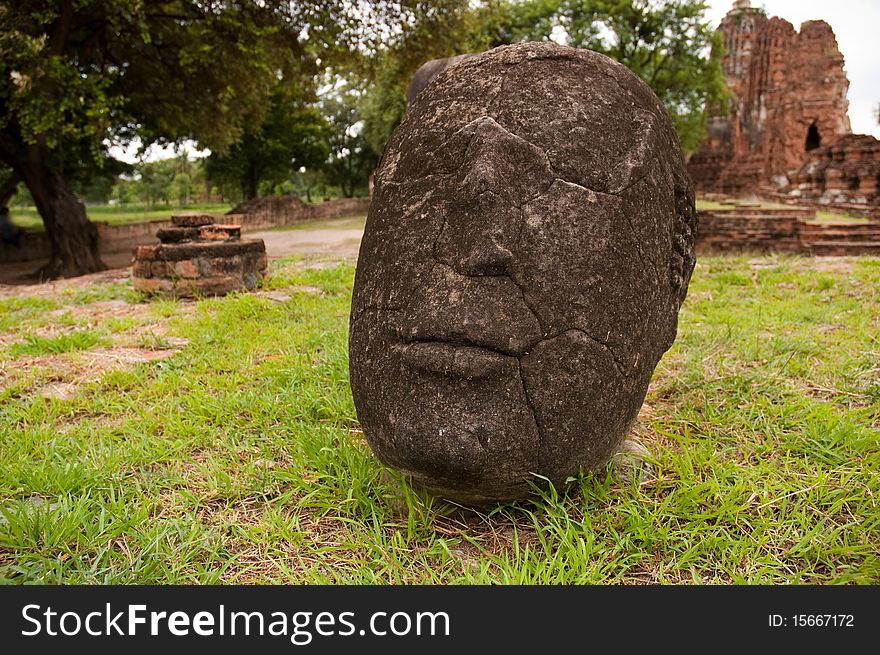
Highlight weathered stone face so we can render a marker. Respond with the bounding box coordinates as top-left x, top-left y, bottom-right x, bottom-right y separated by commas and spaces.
349, 42, 696, 503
